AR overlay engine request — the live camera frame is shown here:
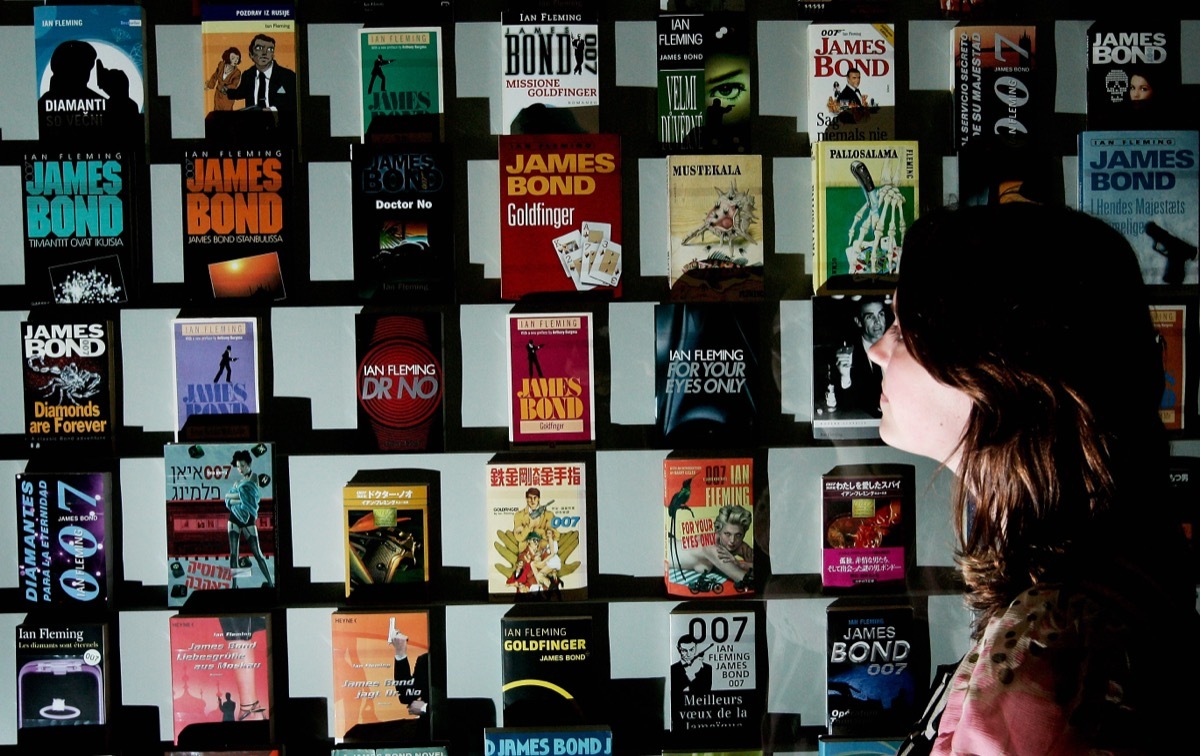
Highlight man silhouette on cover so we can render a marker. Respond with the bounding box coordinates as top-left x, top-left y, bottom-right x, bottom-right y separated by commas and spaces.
367, 54, 395, 93
671, 634, 712, 692
214, 345, 238, 383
